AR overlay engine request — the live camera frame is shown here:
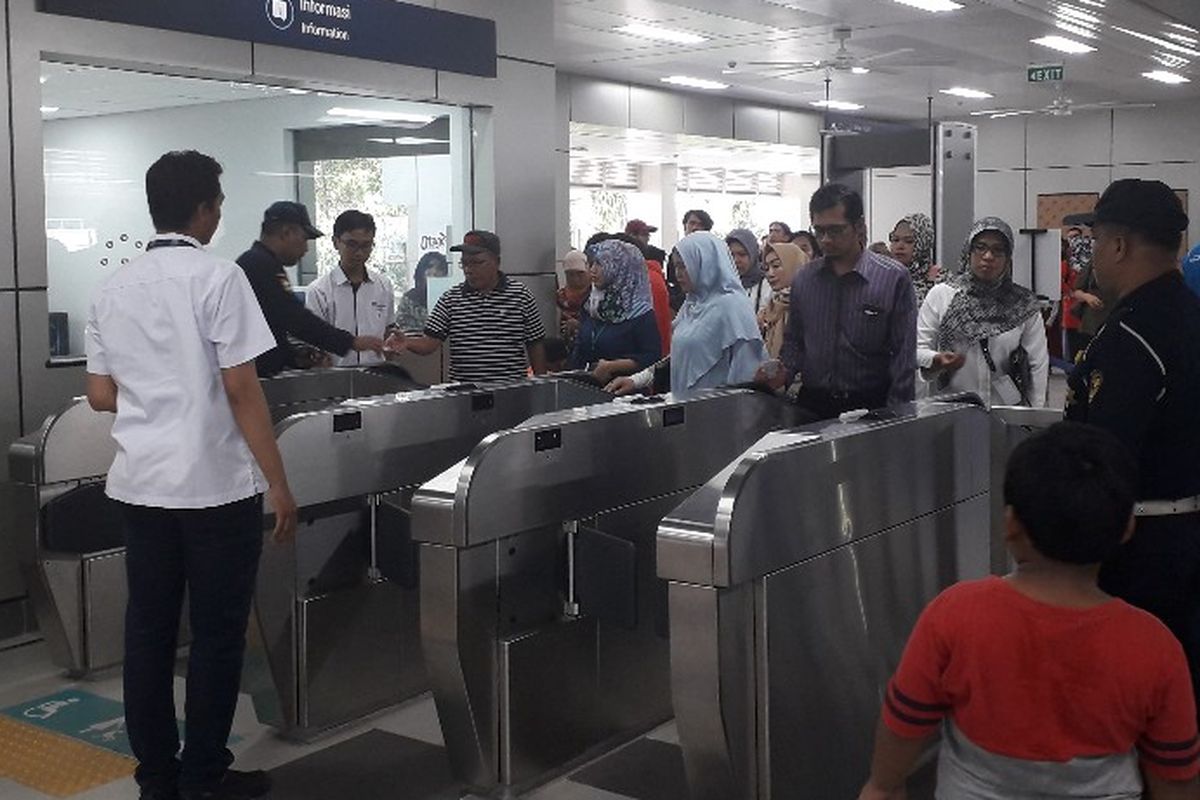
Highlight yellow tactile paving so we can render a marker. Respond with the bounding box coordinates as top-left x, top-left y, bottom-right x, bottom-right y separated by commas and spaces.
0, 715, 134, 797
